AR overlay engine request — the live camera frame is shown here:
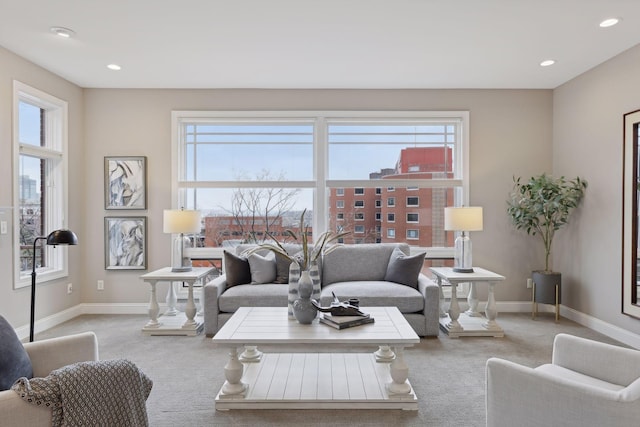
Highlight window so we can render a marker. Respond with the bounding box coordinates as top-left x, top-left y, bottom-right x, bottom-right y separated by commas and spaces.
336, 213, 344, 220
407, 213, 419, 223
407, 229, 420, 240
13, 82, 69, 288
407, 196, 419, 207
354, 212, 364, 221
375, 212, 381, 221
387, 228, 396, 238
354, 225, 365, 234
172, 110, 468, 258
387, 213, 395, 222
